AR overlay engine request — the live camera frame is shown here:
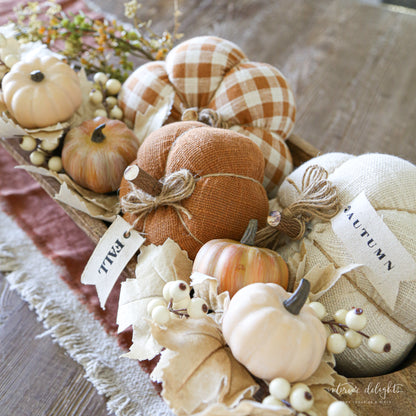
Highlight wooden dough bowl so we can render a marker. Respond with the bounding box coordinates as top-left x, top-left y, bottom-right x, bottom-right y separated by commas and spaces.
2, 134, 415, 415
